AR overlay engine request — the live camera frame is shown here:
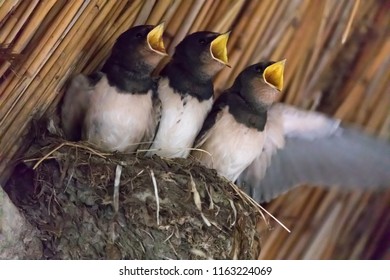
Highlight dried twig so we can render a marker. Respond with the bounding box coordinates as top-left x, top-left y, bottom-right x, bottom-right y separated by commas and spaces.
189, 173, 211, 227
32, 141, 110, 170
113, 164, 122, 213
342, 0, 360, 44
229, 182, 291, 233
228, 199, 237, 227
149, 169, 160, 226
